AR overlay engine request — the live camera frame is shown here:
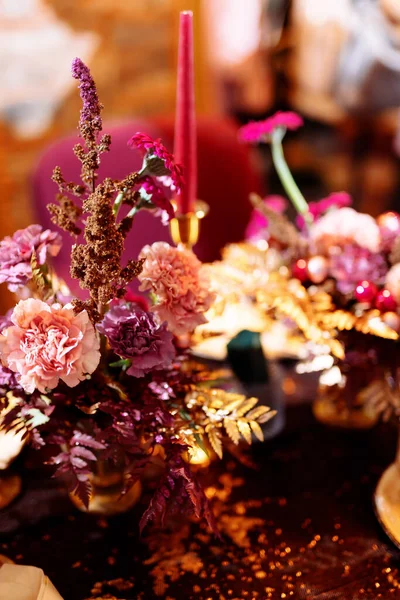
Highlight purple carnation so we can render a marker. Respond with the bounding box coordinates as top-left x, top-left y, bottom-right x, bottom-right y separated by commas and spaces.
0, 225, 62, 291
71, 57, 102, 133
97, 304, 176, 378
329, 244, 388, 294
